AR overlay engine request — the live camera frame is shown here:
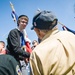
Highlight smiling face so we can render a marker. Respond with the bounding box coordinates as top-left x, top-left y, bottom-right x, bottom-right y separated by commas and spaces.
19, 19, 28, 31
17, 15, 29, 31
